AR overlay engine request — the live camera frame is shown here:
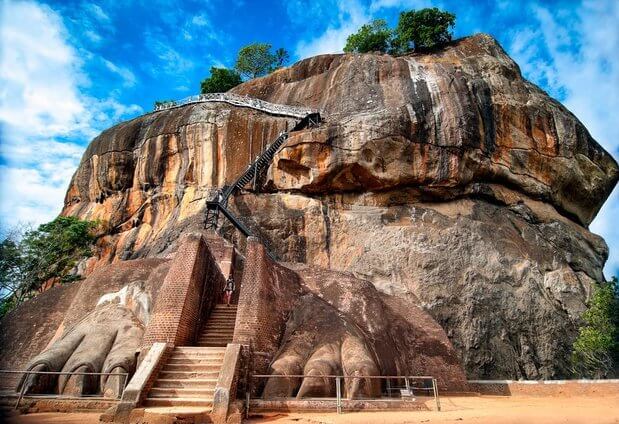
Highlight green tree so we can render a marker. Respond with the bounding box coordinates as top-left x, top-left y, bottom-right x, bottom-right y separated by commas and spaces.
344, 19, 393, 53
0, 229, 25, 318
394, 8, 456, 52
571, 277, 619, 378
274, 48, 290, 69
20, 217, 97, 293
200, 67, 242, 93
0, 217, 98, 318
235, 43, 289, 79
